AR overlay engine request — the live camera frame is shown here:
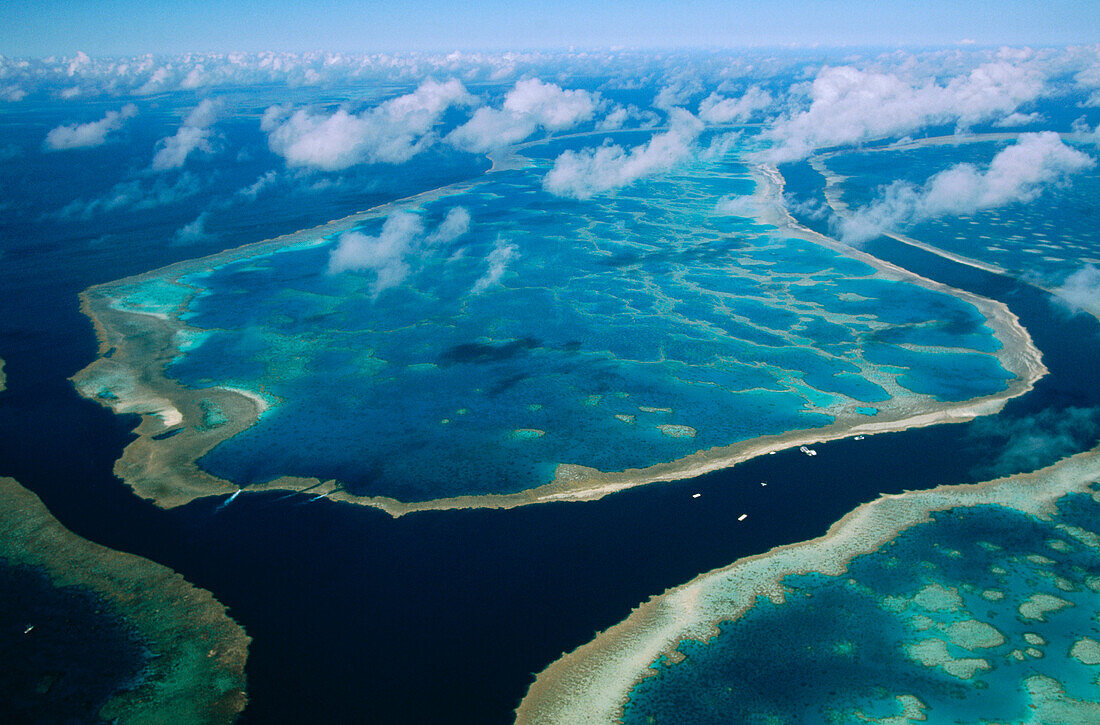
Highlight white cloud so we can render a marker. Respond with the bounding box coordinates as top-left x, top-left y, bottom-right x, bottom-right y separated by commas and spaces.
1072, 120, 1100, 148
595, 104, 660, 131
697, 86, 773, 124
714, 194, 763, 218
503, 78, 598, 130
654, 78, 703, 110
993, 111, 1044, 127
58, 172, 201, 219
236, 170, 280, 200
763, 61, 1044, 162
1055, 265, 1100, 316
263, 79, 473, 170
329, 212, 419, 288
1074, 61, 1100, 107
838, 132, 1095, 243
174, 211, 214, 245
446, 107, 539, 153
43, 103, 137, 150
0, 85, 26, 102
151, 98, 222, 171
447, 78, 598, 153
471, 239, 517, 294
426, 206, 472, 245
542, 109, 703, 199
328, 206, 471, 293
